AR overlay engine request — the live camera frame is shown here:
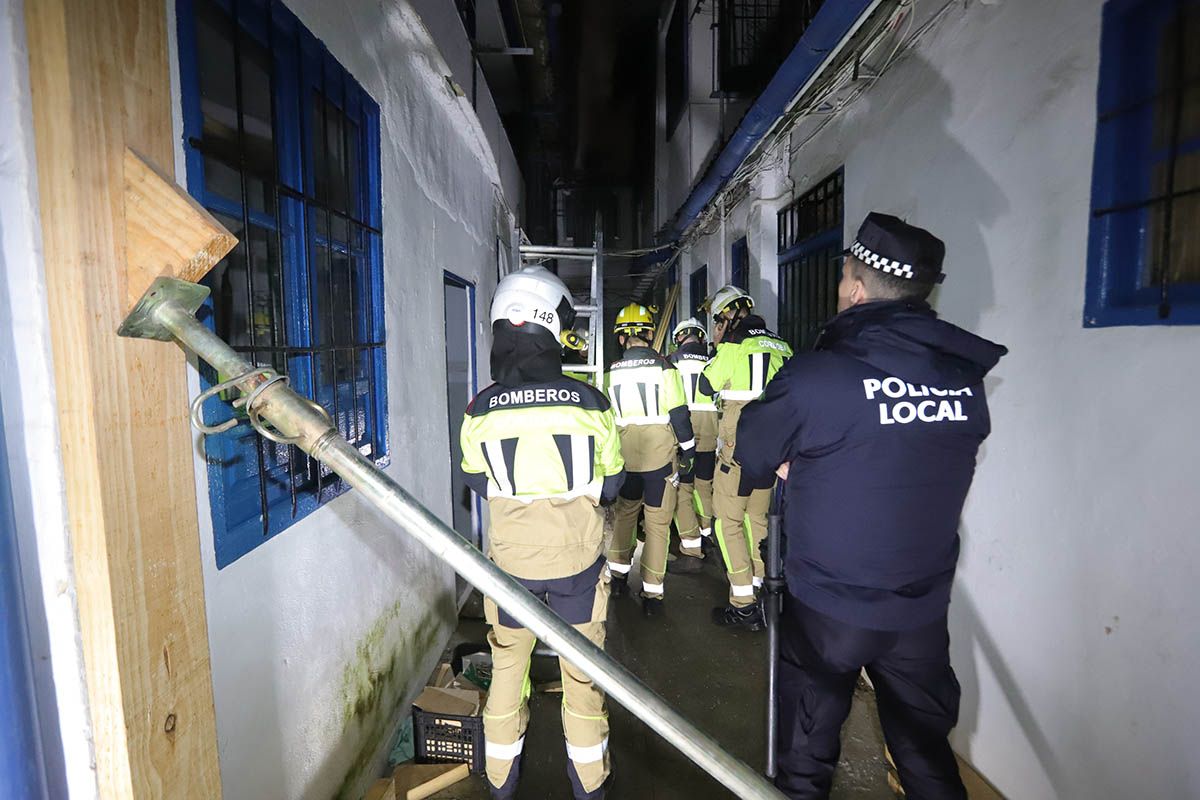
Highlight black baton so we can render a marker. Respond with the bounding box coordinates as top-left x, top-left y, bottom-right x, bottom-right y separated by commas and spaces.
764, 478, 786, 778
